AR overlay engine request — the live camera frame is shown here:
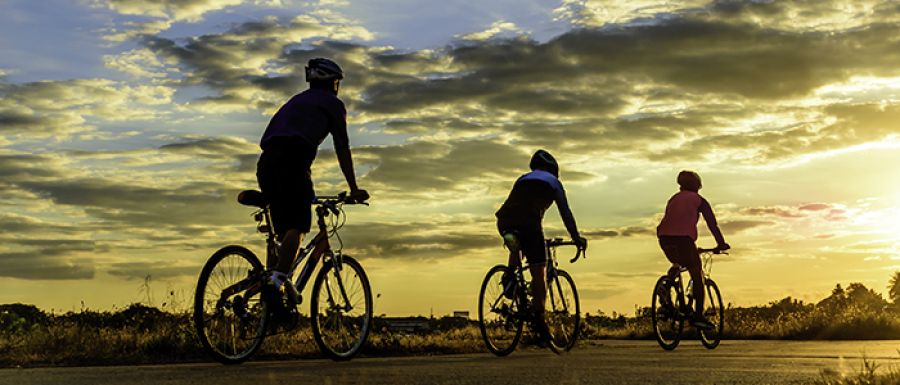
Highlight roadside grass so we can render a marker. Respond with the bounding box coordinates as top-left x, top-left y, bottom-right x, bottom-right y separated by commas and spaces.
3, 279, 900, 367
814, 356, 900, 385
